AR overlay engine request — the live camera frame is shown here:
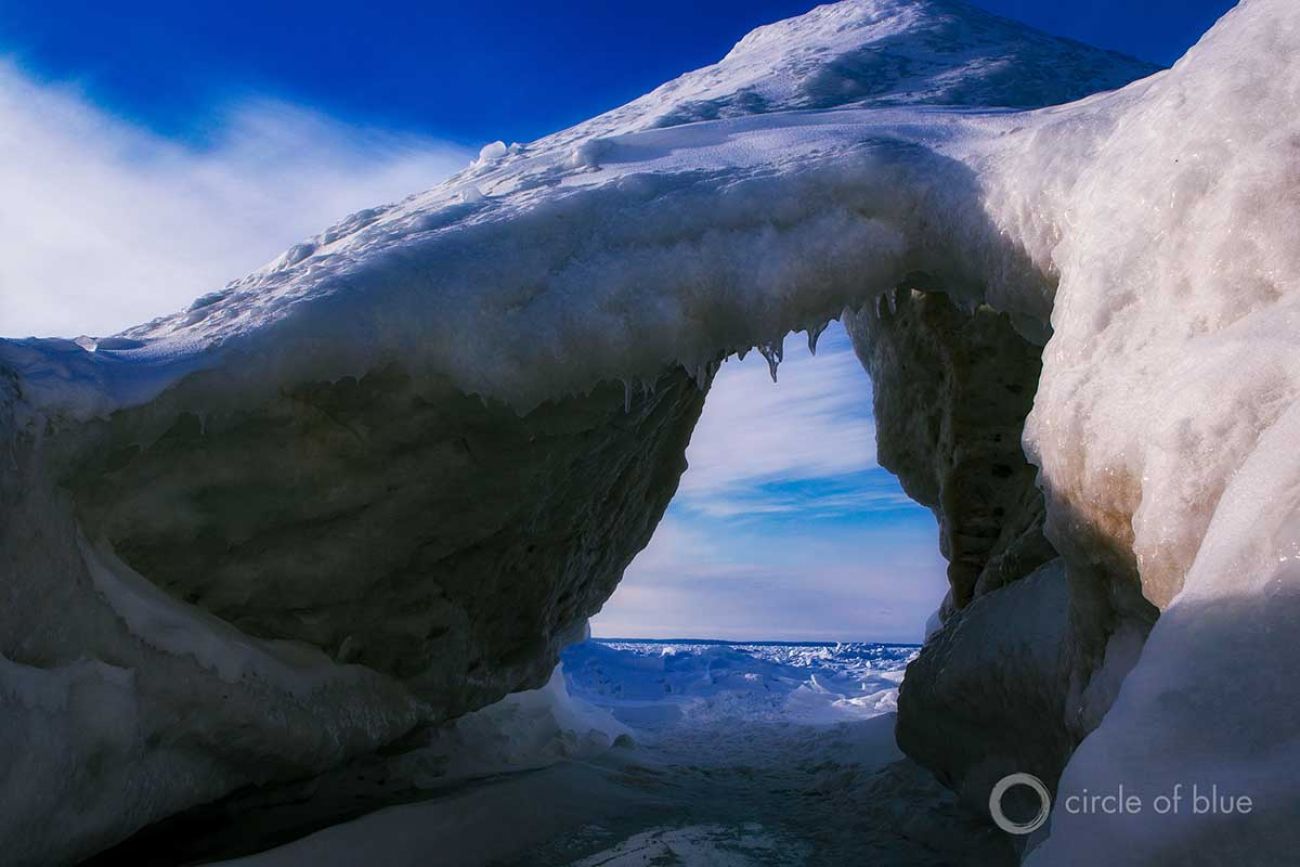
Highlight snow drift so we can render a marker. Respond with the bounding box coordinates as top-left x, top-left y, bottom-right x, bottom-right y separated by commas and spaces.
2, 0, 1298, 863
